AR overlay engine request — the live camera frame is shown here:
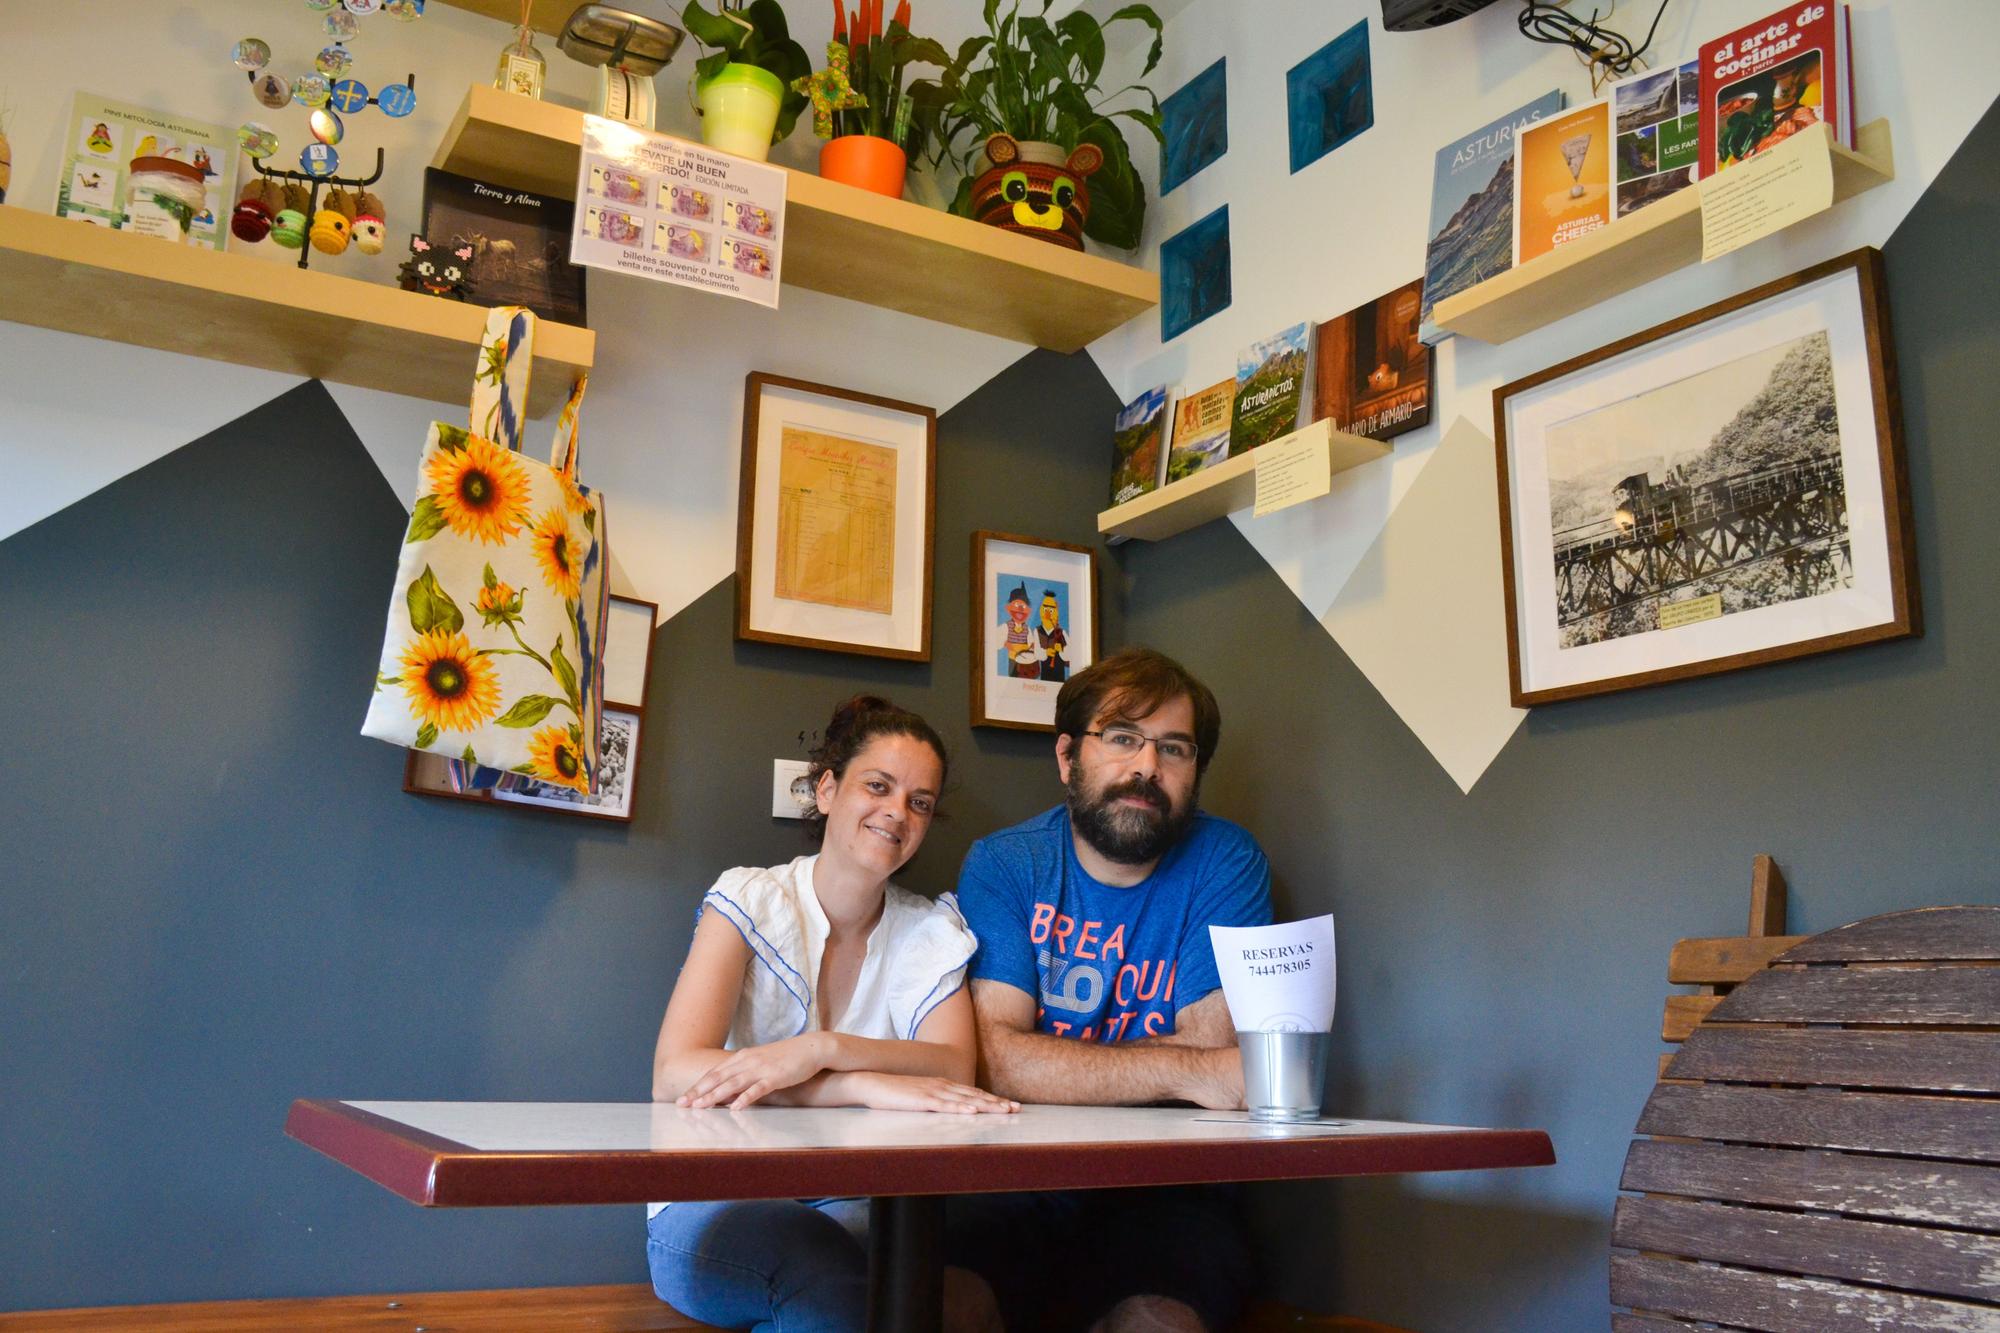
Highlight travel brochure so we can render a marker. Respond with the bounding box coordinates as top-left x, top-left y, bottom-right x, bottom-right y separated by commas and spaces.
1515, 99, 1613, 265
1612, 59, 1699, 218
1109, 385, 1171, 506
1167, 379, 1234, 484
1230, 322, 1312, 455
